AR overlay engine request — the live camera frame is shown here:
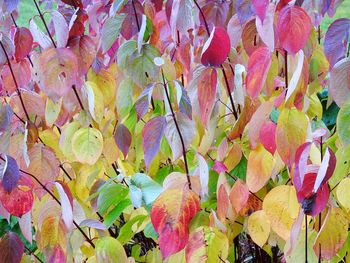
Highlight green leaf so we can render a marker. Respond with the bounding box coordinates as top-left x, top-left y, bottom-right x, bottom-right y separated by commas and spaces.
104, 199, 131, 228
95, 236, 128, 263
117, 215, 148, 244
101, 14, 126, 53
97, 184, 129, 215
131, 173, 163, 208
337, 100, 350, 146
